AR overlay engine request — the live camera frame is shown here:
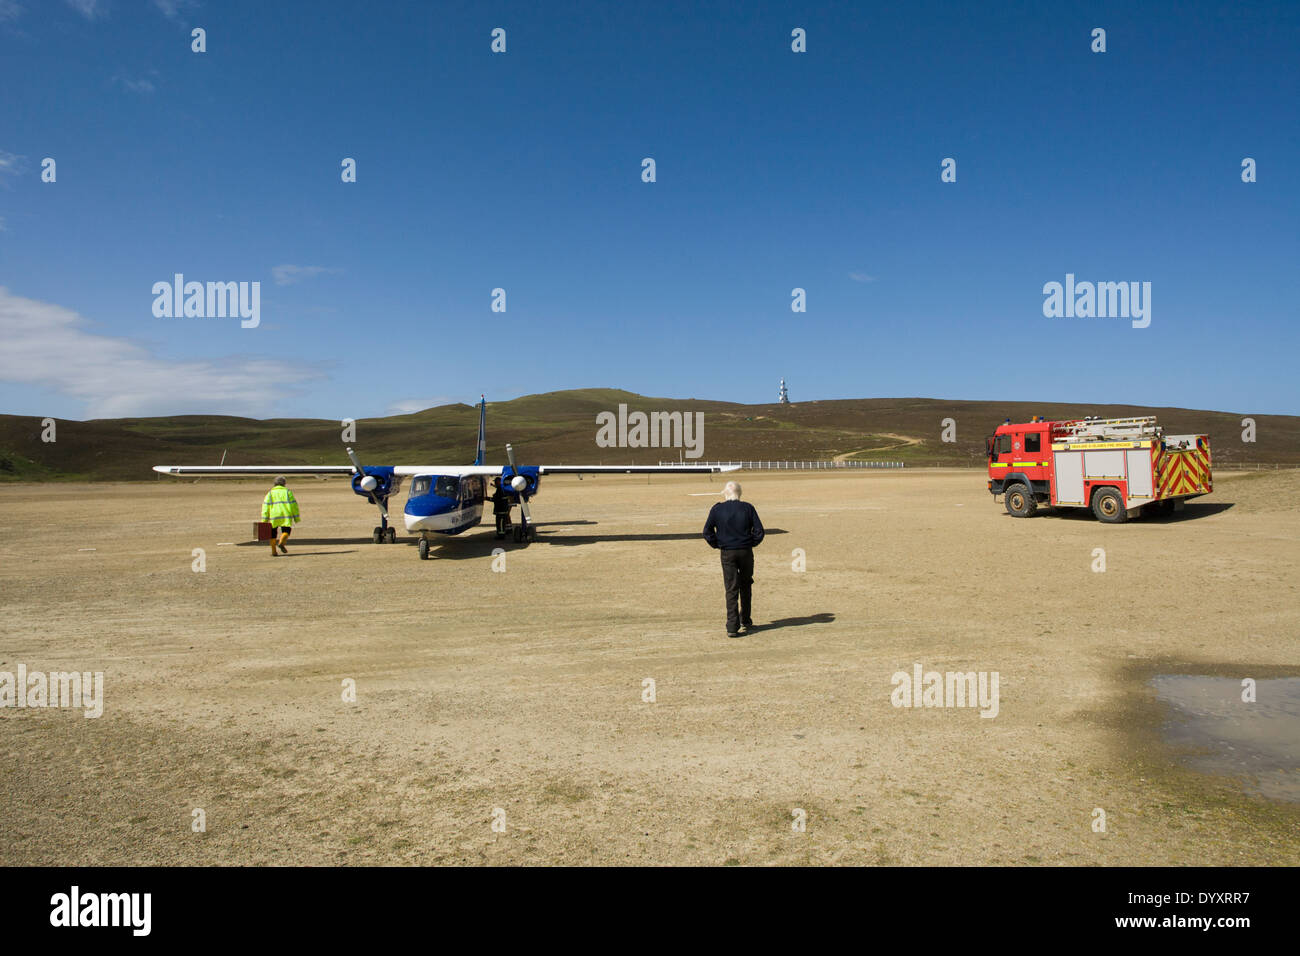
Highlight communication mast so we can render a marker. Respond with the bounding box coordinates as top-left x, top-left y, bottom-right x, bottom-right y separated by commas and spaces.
778, 378, 789, 404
